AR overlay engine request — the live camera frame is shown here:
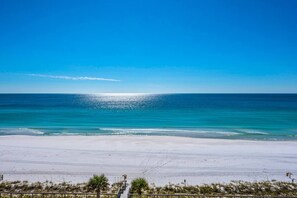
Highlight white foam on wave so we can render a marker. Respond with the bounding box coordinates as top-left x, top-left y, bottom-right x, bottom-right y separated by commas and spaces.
50, 132, 80, 136
0, 128, 44, 135
215, 131, 241, 136
236, 129, 268, 135
99, 127, 240, 136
